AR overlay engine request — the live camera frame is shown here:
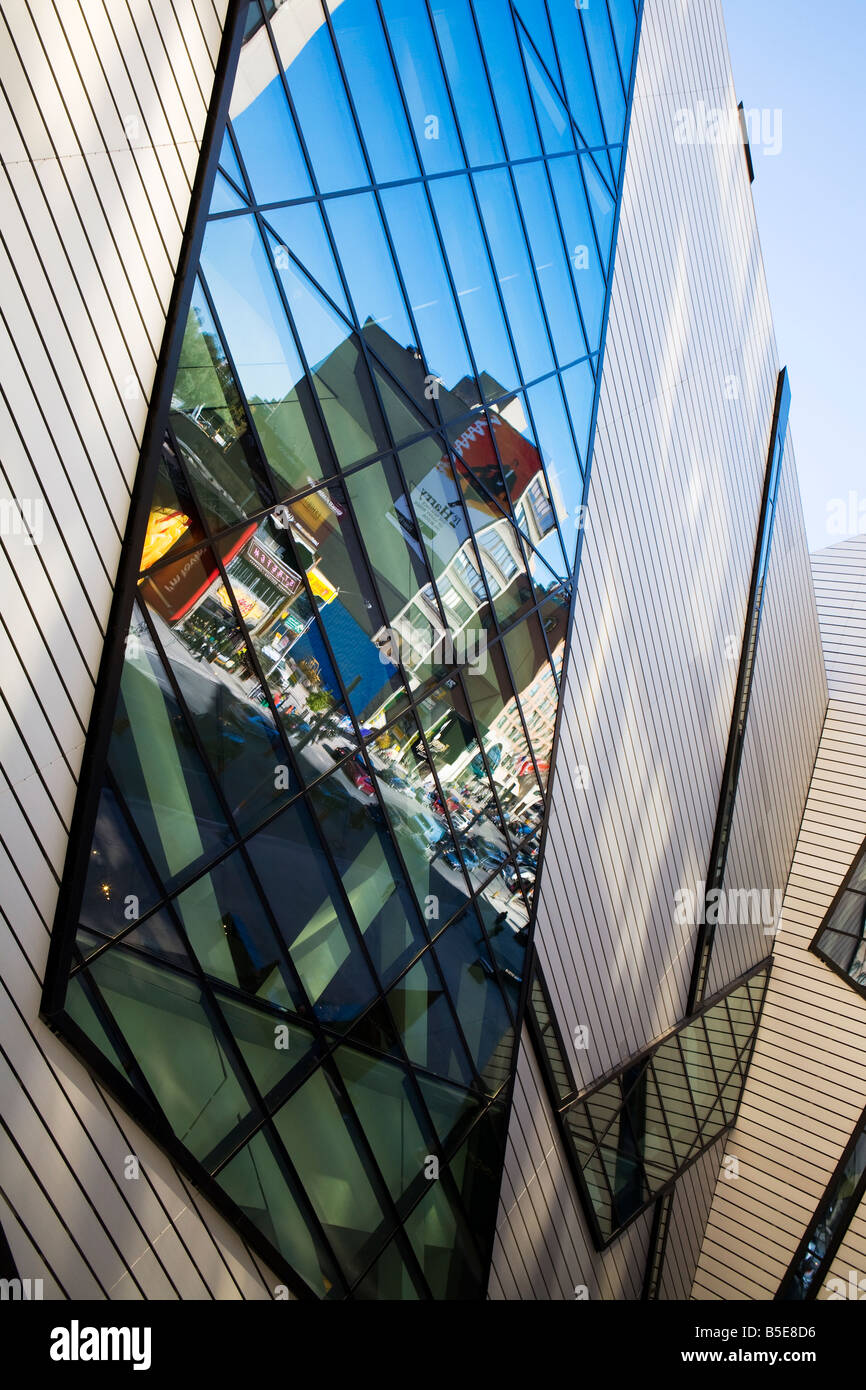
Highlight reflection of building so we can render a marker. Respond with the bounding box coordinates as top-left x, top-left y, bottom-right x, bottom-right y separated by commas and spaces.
0, 0, 852, 1323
